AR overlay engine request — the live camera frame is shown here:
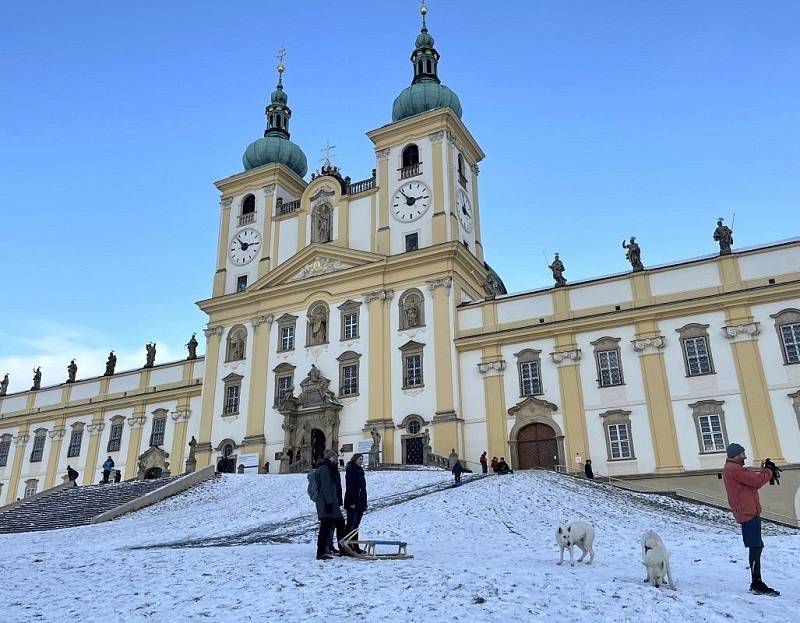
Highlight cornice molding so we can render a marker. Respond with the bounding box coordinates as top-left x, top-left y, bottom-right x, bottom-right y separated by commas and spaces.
722, 322, 760, 342
631, 336, 666, 355
551, 349, 582, 367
